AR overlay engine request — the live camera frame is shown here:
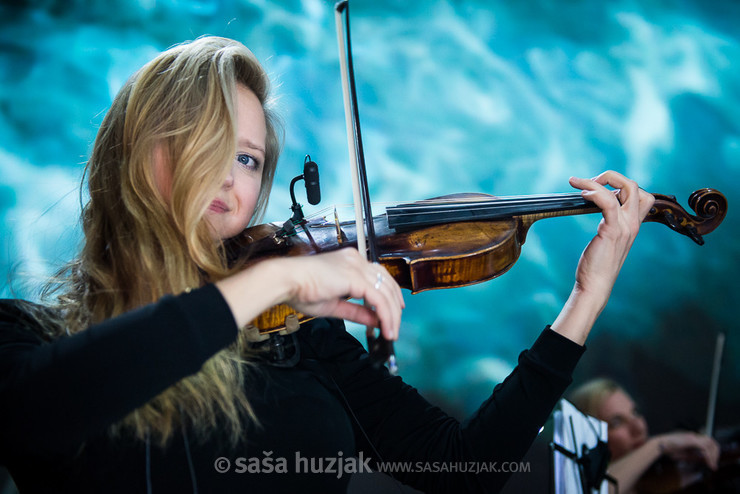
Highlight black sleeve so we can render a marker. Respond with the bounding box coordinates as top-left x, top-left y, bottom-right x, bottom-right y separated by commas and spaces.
0, 284, 238, 461
302, 320, 584, 493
